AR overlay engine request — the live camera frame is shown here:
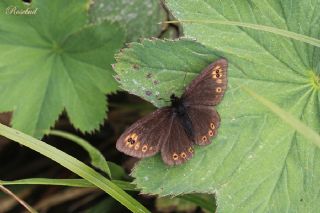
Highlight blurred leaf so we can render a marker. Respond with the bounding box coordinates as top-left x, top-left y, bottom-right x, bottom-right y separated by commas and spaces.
159, 26, 179, 39
89, 0, 166, 41
0, 0, 125, 138
47, 130, 112, 178
108, 161, 127, 180
156, 196, 197, 213
179, 194, 216, 213
47, 130, 127, 179
85, 198, 114, 213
